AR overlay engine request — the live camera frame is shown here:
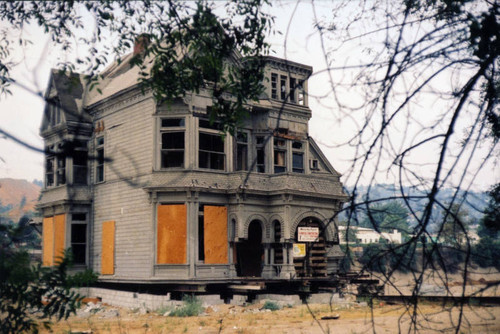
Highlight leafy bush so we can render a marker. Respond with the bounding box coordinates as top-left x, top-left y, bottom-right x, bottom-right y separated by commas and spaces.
168, 295, 203, 317
262, 300, 281, 311
0, 220, 97, 333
